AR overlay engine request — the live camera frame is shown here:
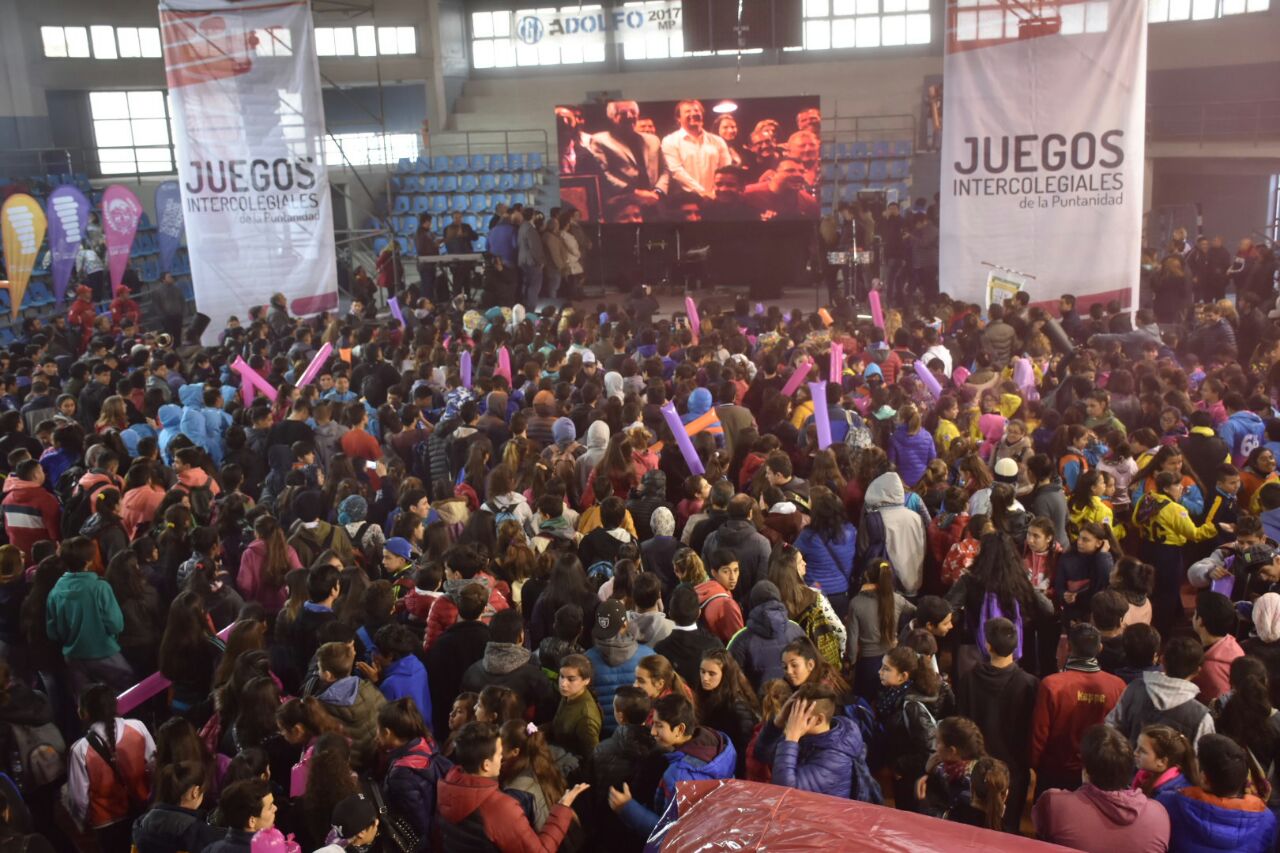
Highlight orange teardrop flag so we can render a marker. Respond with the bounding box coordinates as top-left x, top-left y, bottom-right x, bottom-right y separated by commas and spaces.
1, 195, 46, 318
